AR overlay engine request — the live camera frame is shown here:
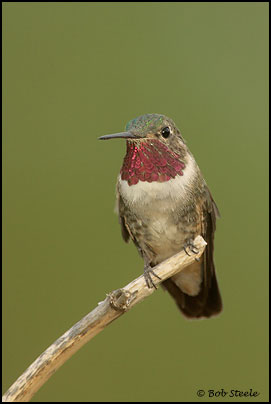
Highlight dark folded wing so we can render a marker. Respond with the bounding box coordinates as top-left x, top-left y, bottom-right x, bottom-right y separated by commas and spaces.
116, 192, 131, 243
